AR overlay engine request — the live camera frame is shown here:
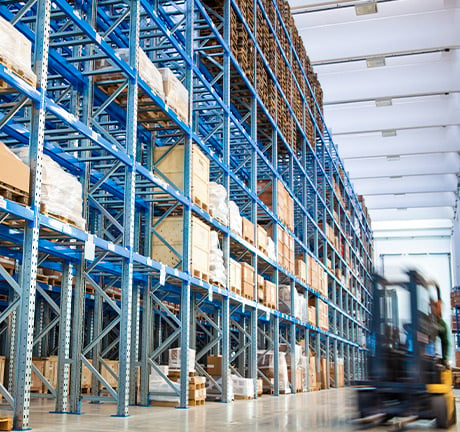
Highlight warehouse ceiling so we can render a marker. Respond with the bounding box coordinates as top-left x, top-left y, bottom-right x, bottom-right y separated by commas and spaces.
290, 0, 460, 240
